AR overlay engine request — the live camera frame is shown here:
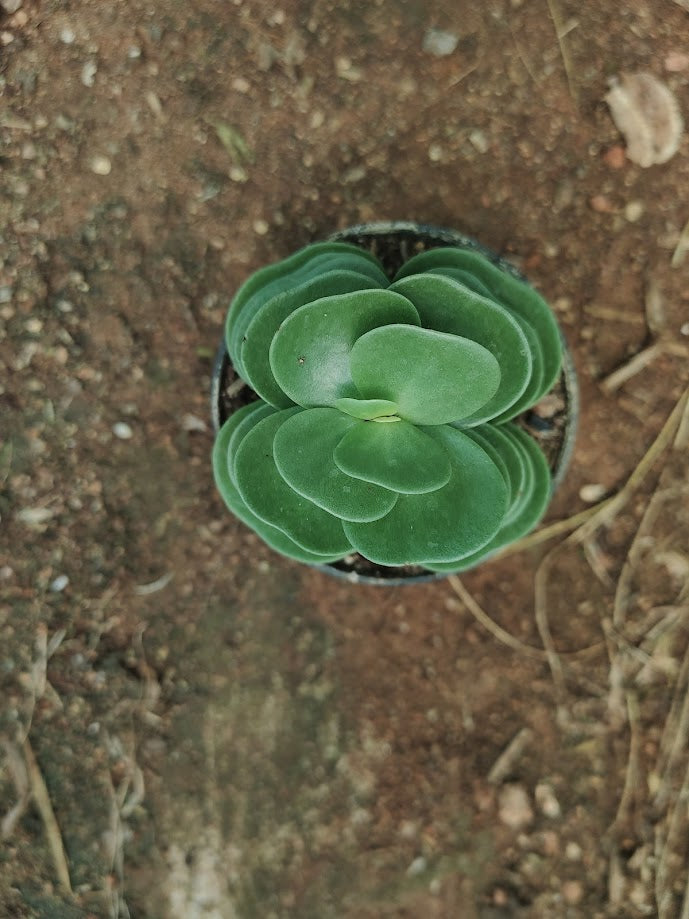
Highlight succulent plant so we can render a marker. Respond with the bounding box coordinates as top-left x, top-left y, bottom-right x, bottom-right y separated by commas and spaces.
213, 240, 563, 572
